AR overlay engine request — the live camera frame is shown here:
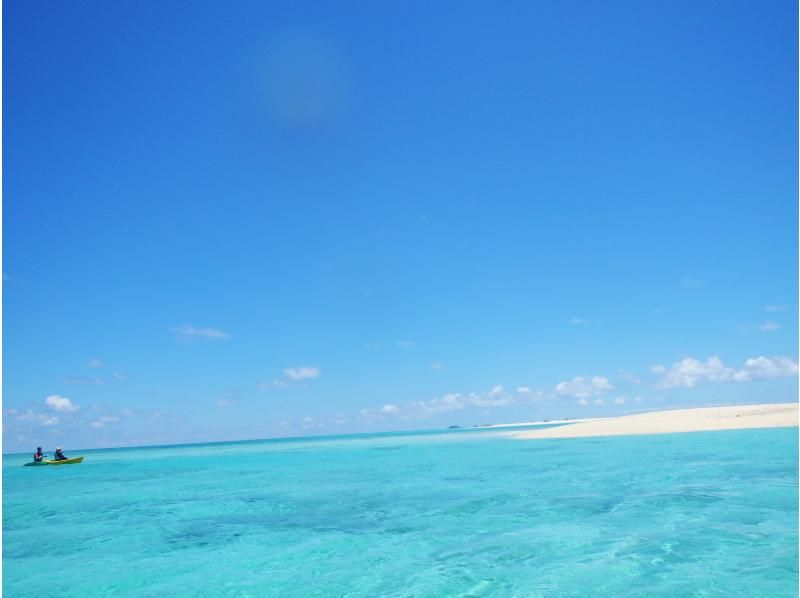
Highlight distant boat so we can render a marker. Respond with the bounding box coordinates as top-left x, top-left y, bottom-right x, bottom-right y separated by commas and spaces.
448, 425, 461, 429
